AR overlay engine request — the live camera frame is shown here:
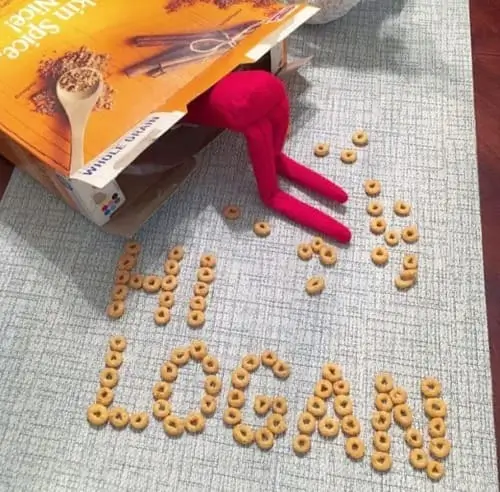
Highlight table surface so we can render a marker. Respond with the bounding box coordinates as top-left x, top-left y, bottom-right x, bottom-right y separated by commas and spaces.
0, 0, 498, 483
